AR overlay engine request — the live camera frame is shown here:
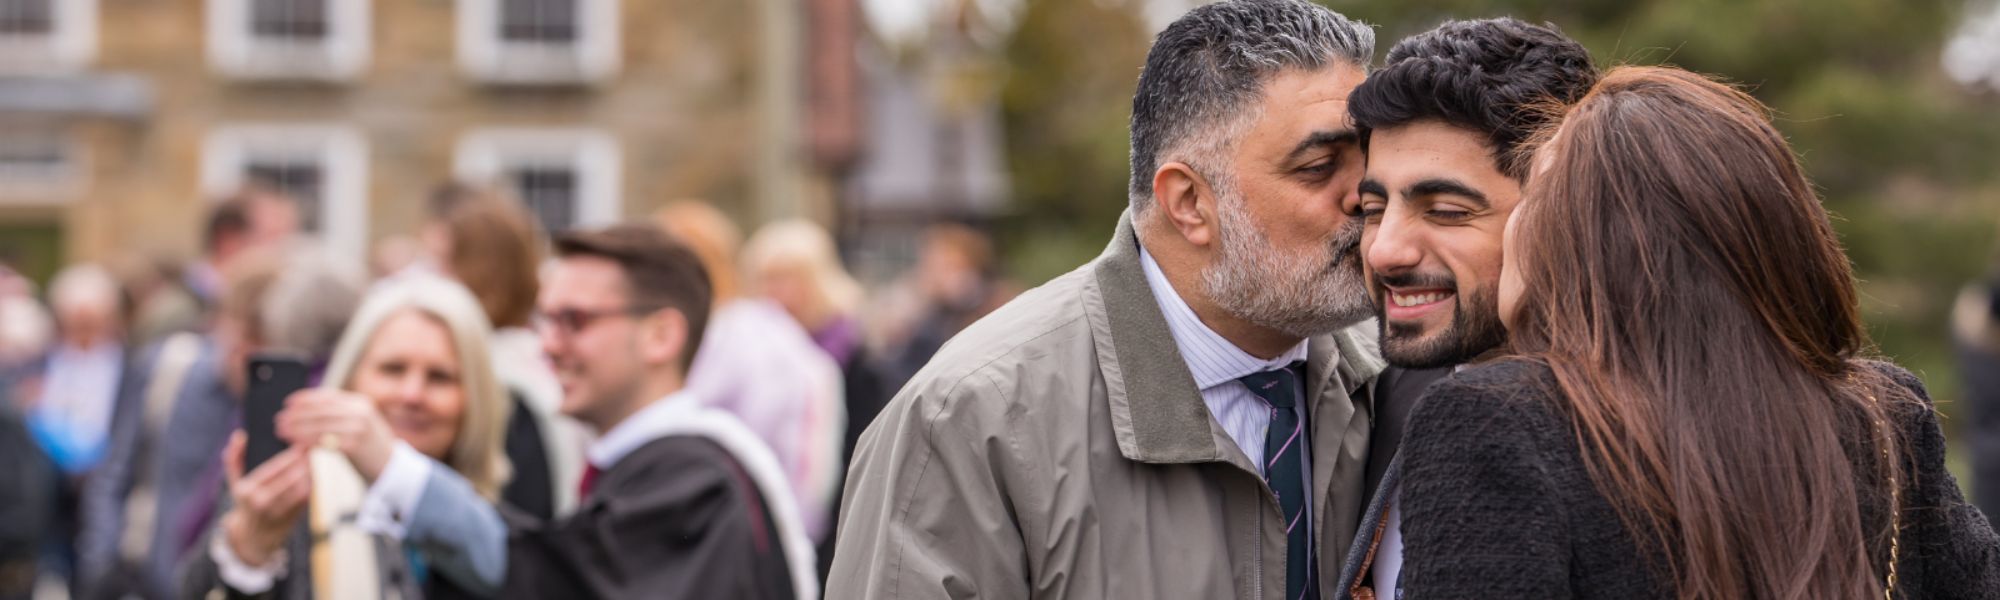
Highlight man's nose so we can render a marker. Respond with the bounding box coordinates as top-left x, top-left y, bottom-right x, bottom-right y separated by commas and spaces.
1366, 205, 1424, 274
